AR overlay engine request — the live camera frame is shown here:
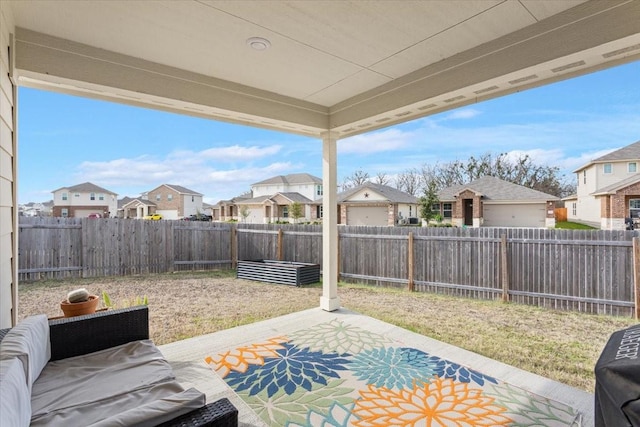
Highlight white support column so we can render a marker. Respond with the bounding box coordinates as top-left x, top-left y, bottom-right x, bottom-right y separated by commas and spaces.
320, 131, 340, 311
